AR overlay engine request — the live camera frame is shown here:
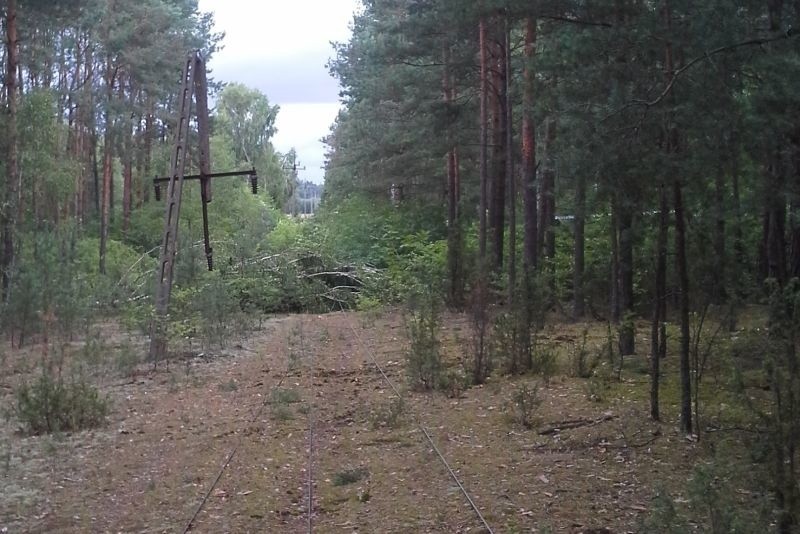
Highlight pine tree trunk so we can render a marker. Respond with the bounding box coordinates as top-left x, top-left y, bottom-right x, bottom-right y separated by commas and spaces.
478, 16, 489, 262
767, 148, 788, 285
521, 17, 538, 274
539, 118, 556, 261
618, 205, 635, 355
122, 131, 133, 235
675, 177, 693, 434
792, 131, 800, 278
573, 172, 586, 319
651, 183, 668, 421
505, 17, 515, 301
143, 98, 154, 203
443, 45, 463, 307
610, 199, 620, 322
731, 134, 745, 276
2, 0, 19, 299
521, 16, 538, 371
490, 19, 507, 272
713, 151, 727, 302
122, 83, 133, 235
99, 57, 115, 275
